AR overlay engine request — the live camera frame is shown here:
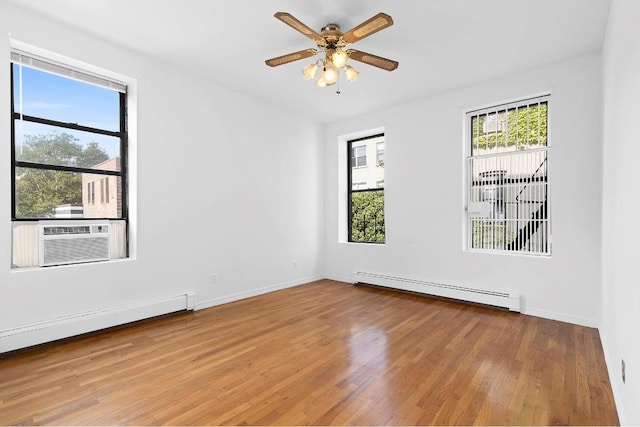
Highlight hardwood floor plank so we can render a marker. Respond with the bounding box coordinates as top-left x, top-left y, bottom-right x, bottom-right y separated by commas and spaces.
0, 280, 619, 425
